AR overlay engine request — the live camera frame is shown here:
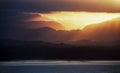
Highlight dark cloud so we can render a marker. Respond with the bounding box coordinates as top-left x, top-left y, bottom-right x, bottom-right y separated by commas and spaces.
0, 11, 36, 37
0, 0, 120, 41
0, 11, 38, 38
0, 10, 64, 39
0, 0, 120, 12
0, 10, 120, 42
83, 17, 120, 41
